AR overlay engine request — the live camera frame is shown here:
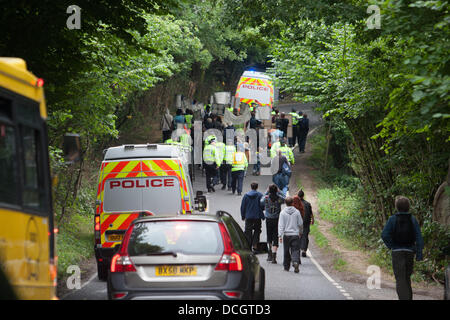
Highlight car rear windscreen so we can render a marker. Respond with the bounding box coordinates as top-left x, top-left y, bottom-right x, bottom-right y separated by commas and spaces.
128, 221, 223, 256
103, 176, 182, 214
